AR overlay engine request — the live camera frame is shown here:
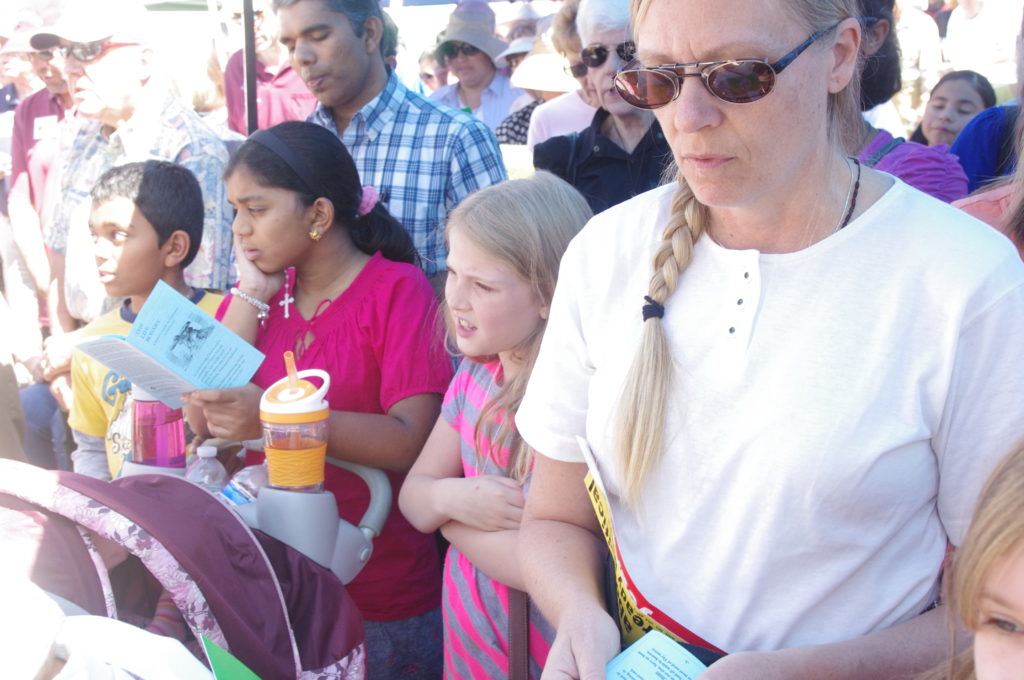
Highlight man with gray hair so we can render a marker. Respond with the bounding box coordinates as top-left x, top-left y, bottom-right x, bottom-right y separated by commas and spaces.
22, 1, 234, 472
33, 3, 234, 325
276, 0, 506, 294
